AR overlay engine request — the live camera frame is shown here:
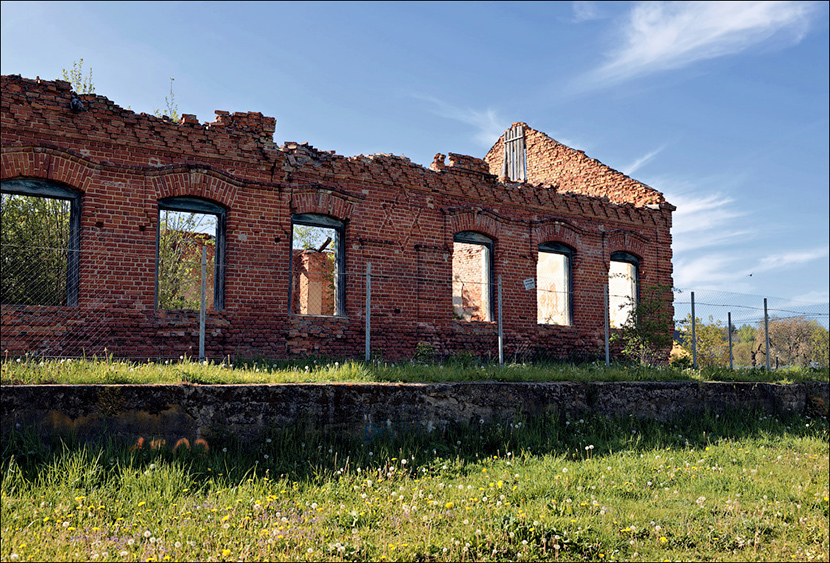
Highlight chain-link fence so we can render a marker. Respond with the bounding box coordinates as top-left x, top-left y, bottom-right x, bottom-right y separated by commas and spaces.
673, 288, 829, 369
2, 236, 828, 367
